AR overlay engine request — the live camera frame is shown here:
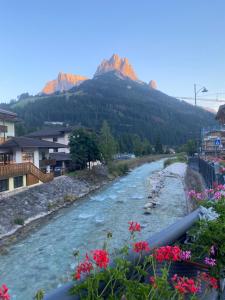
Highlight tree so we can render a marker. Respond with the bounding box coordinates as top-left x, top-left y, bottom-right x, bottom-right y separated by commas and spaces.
185, 139, 197, 156
132, 134, 143, 156
99, 121, 117, 163
154, 136, 163, 154
69, 128, 101, 169
142, 138, 152, 155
